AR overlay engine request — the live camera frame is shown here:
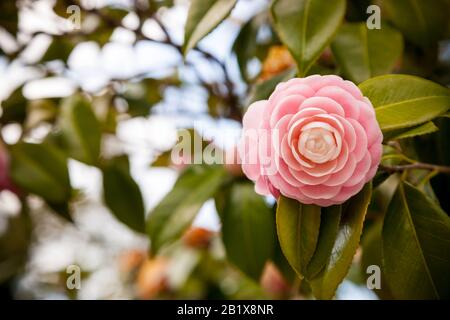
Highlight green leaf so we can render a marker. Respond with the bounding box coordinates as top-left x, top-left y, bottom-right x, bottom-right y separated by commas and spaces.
151, 128, 210, 168
247, 68, 296, 104
122, 79, 164, 117
25, 99, 58, 129
372, 171, 392, 189
147, 165, 227, 254
233, 18, 259, 81
102, 156, 145, 233
0, 1, 18, 35
0, 211, 31, 283
9, 142, 71, 204
232, 14, 272, 82
221, 183, 276, 280
383, 0, 448, 47
361, 221, 394, 300
272, 236, 297, 283
124, 97, 153, 117
433, 118, 450, 211
359, 75, 450, 132
42, 38, 75, 63
345, 0, 371, 22
59, 95, 101, 165
383, 121, 439, 141
182, 0, 237, 55
151, 150, 172, 167
306, 205, 342, 279
103, 7, 129, 21
331, 23, 403, 84
441, 112, 450, 119
310, 183, 372, 299
276, 196, 321, 277
382, 181, 450, 299
207, 94, 226, 118
271, 0, 346, 76
149, 0, 174, 12
0, 87, 27, 125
